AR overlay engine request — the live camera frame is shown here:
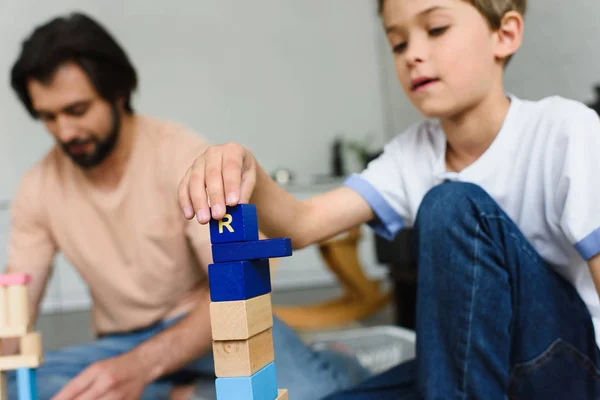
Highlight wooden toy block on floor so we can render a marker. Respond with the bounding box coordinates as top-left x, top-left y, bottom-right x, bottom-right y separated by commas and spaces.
208, 260, 271, 302
209, 204, 259, 244
208, 204, 290, 399
211, 238, 292, 263
0, 273, 43, 400
215, 362, 278, 400
210, 294, 273, 340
